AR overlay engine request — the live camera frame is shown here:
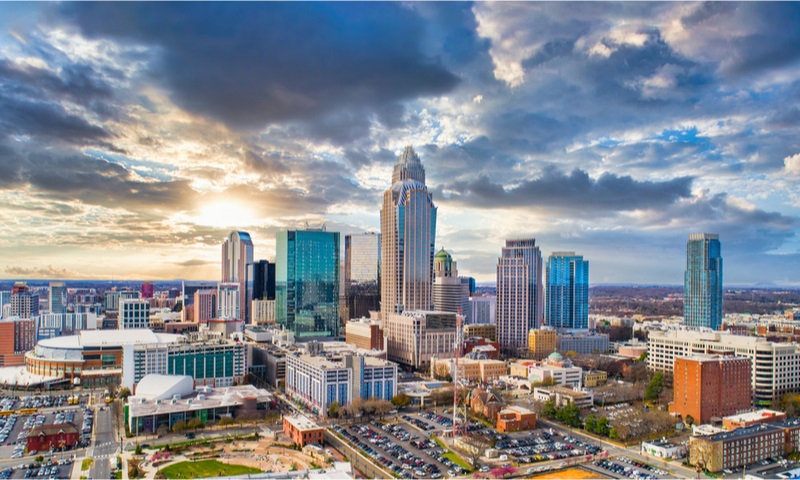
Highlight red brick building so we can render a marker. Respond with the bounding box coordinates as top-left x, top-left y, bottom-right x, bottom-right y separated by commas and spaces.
670, 354, 751, 424
463, 337, 500, 359
496, 406, 537, 433
26, 424, 79, 452
283, 414, 323, 446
